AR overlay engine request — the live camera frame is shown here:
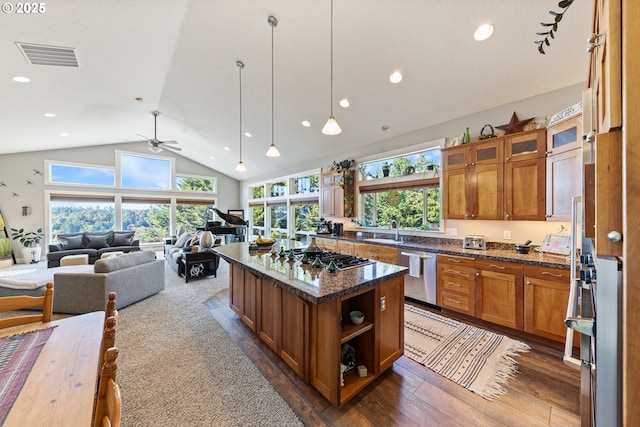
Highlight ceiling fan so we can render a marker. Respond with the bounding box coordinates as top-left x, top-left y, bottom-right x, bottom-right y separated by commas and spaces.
138, 111, 182, 153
